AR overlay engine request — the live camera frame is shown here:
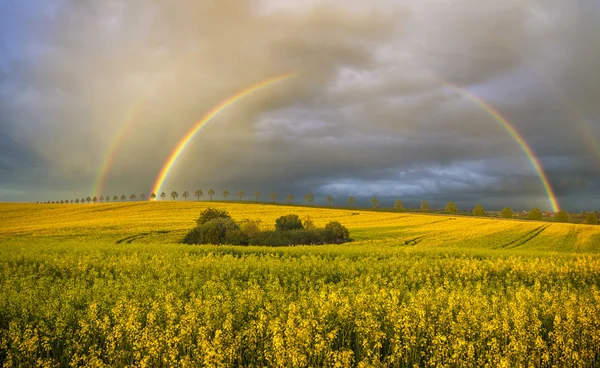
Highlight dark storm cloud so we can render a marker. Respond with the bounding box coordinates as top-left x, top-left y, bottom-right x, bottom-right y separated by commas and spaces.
0, 0, 599, 210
